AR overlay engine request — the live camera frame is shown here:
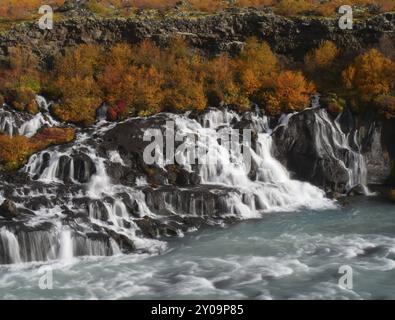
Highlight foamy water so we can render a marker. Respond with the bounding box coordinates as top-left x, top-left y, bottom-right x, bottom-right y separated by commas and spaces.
1, 197, 395, 300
